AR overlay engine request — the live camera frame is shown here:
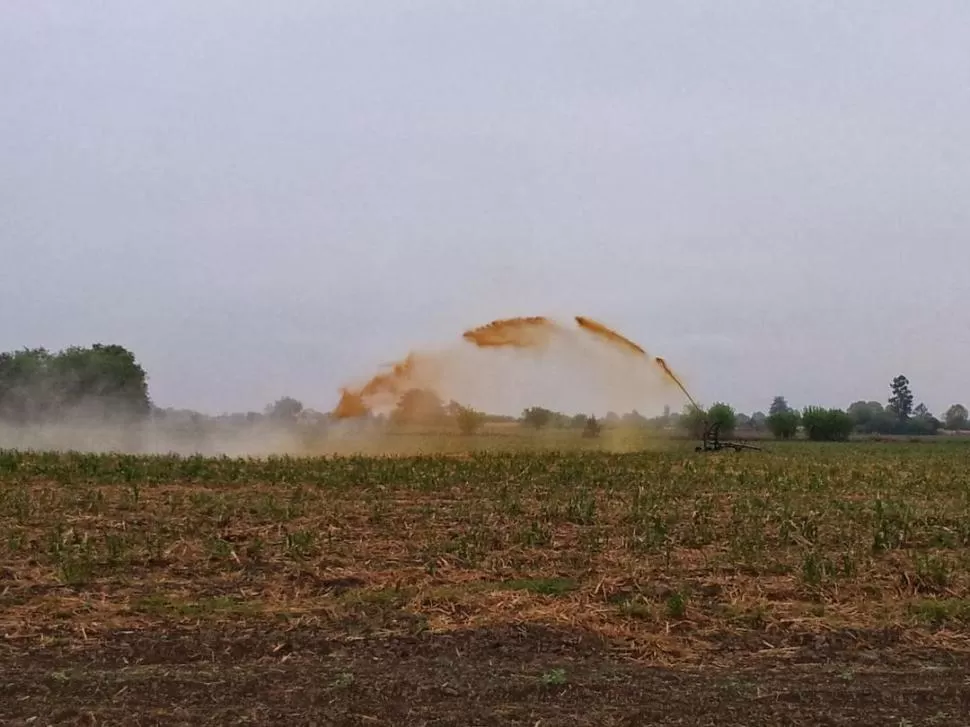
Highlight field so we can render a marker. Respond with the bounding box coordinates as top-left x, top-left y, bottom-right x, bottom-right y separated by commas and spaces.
2, 441, 970, 725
